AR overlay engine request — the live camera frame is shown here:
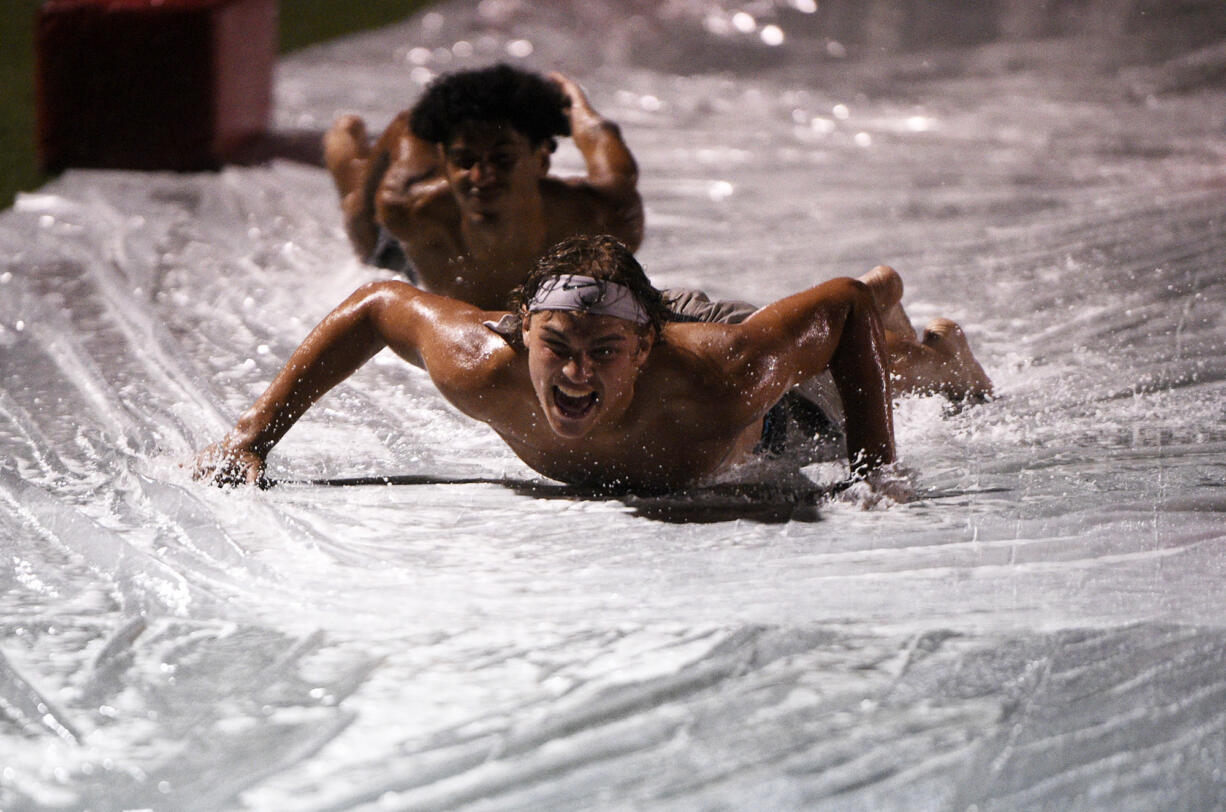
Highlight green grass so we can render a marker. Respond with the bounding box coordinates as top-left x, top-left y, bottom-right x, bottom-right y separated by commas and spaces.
0, 0, 44, 211
278, 0, 433, 54
0, 0, 434, 210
